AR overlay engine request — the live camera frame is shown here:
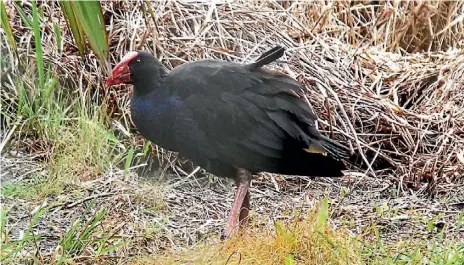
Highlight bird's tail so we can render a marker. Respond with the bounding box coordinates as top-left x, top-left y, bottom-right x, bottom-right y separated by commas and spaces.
248, 46, 285, 69
316, 135, 351, 160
